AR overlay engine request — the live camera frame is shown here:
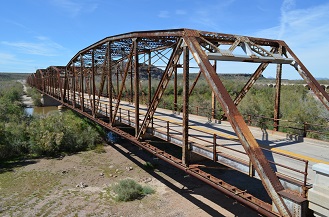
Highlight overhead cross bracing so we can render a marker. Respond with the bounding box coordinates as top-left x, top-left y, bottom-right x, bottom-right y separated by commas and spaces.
27, 28, 329, 217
